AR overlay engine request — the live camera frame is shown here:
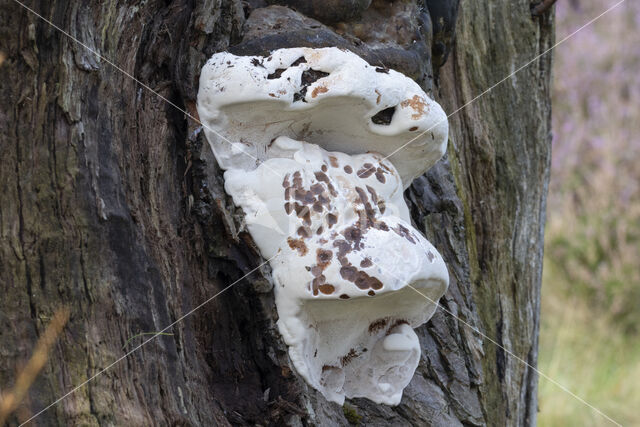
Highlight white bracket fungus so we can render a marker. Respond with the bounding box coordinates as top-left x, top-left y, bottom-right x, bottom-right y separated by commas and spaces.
197, 47, 450, 405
